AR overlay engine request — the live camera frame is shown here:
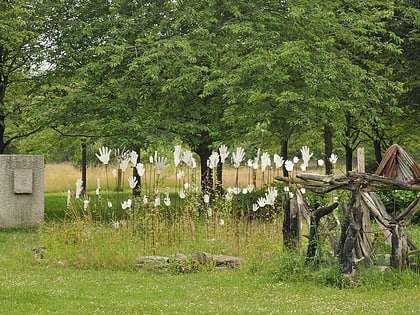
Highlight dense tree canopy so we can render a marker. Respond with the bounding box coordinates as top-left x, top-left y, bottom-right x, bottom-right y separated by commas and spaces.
2, 0, 419, 184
